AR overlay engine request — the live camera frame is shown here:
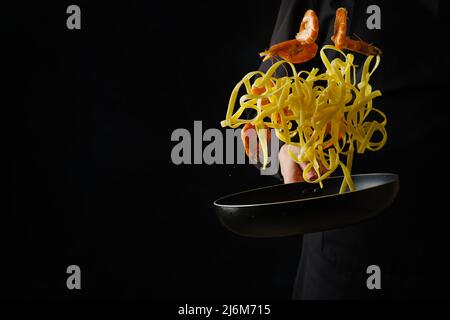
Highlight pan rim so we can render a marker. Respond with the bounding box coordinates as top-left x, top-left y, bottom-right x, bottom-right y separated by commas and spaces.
214, 172, 399, 208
